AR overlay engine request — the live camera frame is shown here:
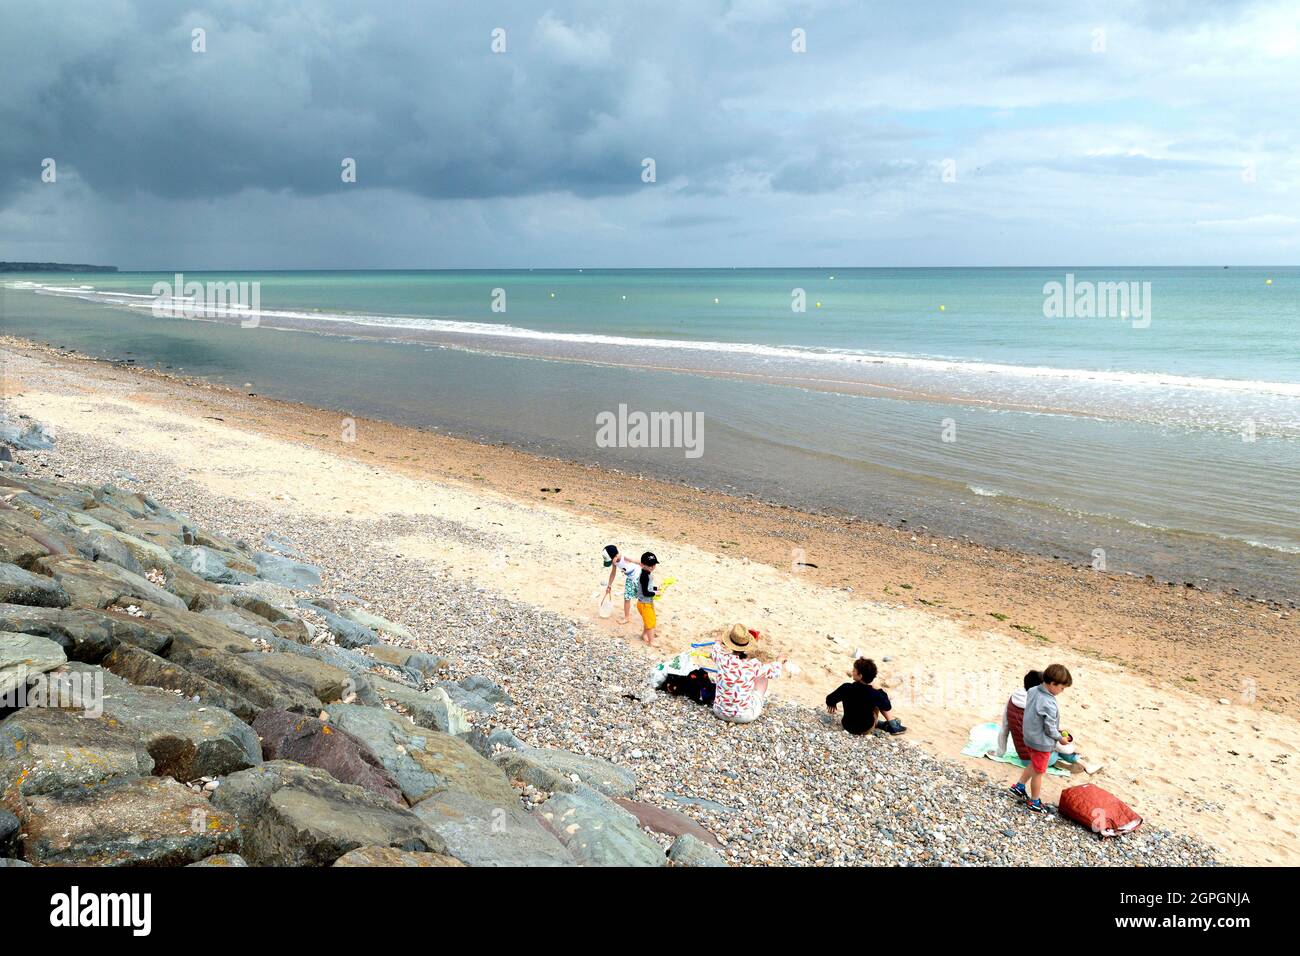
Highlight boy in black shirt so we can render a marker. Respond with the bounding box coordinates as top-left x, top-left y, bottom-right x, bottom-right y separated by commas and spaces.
826, 658, 906, 735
